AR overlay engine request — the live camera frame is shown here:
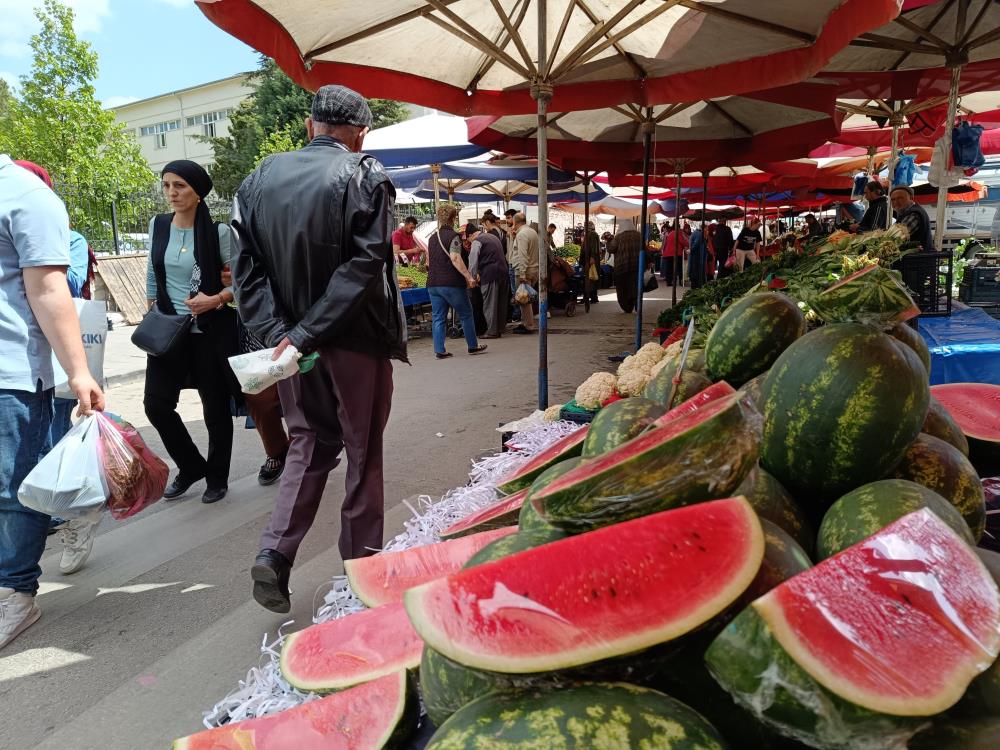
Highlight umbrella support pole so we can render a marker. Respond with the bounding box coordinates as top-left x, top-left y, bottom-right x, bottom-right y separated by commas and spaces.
887, 104, 902, 230
935, 65, 963, 251
532, 0, 552, 410
635, 116, 654, 352
700, 172, 708, 284
431, 163, 441, 219
670, 171, 682, 310
583, 173, 591, 314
